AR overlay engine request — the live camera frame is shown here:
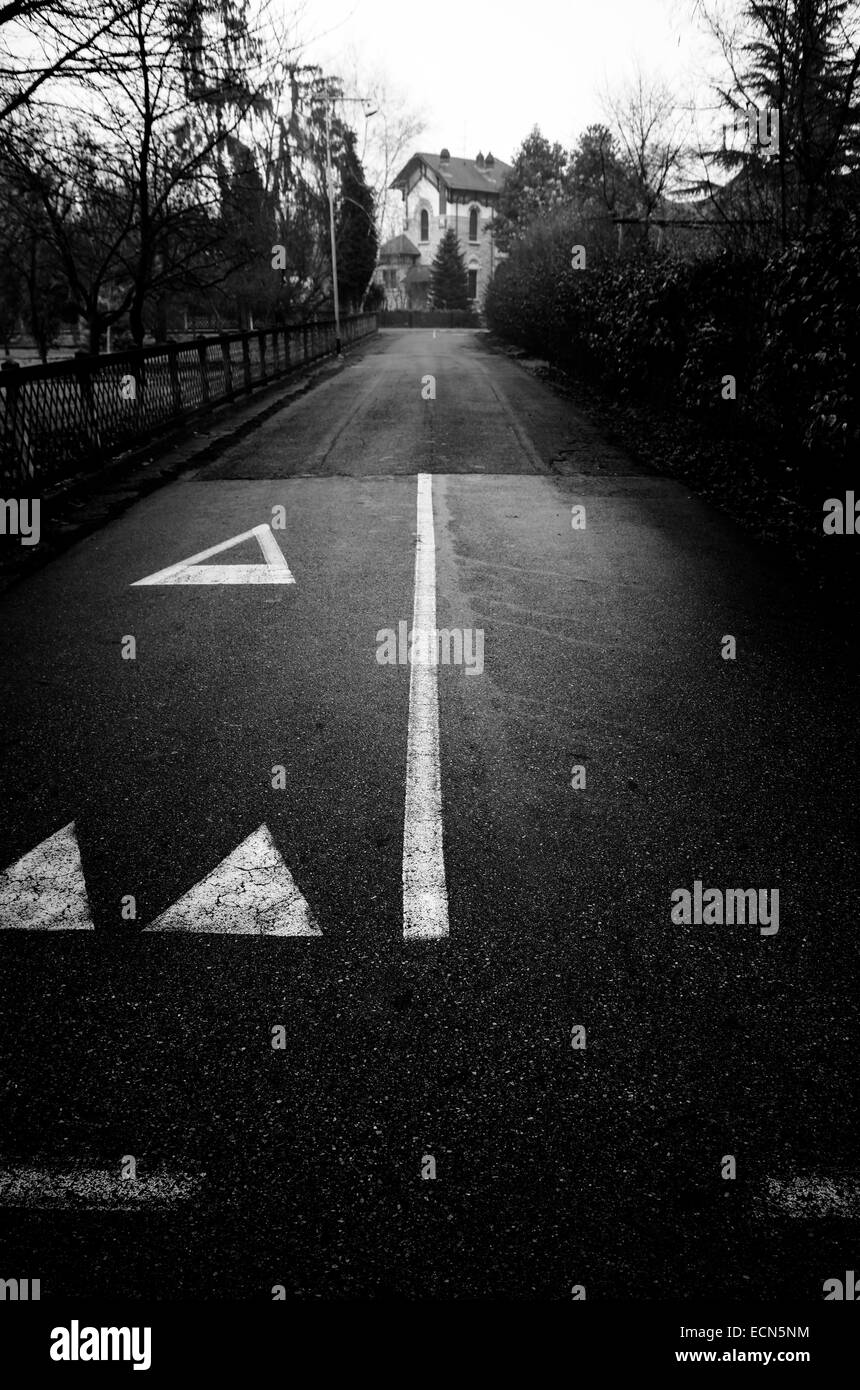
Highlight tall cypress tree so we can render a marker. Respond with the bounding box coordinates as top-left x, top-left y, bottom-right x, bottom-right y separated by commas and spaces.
335, 128, 378, 313
430, 228, 469, 309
